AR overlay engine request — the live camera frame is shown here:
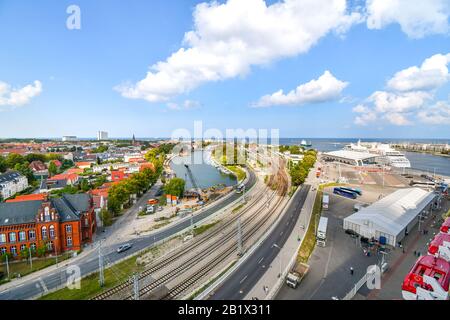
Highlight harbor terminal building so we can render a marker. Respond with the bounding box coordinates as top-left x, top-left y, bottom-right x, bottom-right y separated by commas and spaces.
322, 150, 377, 167
343, 188, 437, 246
